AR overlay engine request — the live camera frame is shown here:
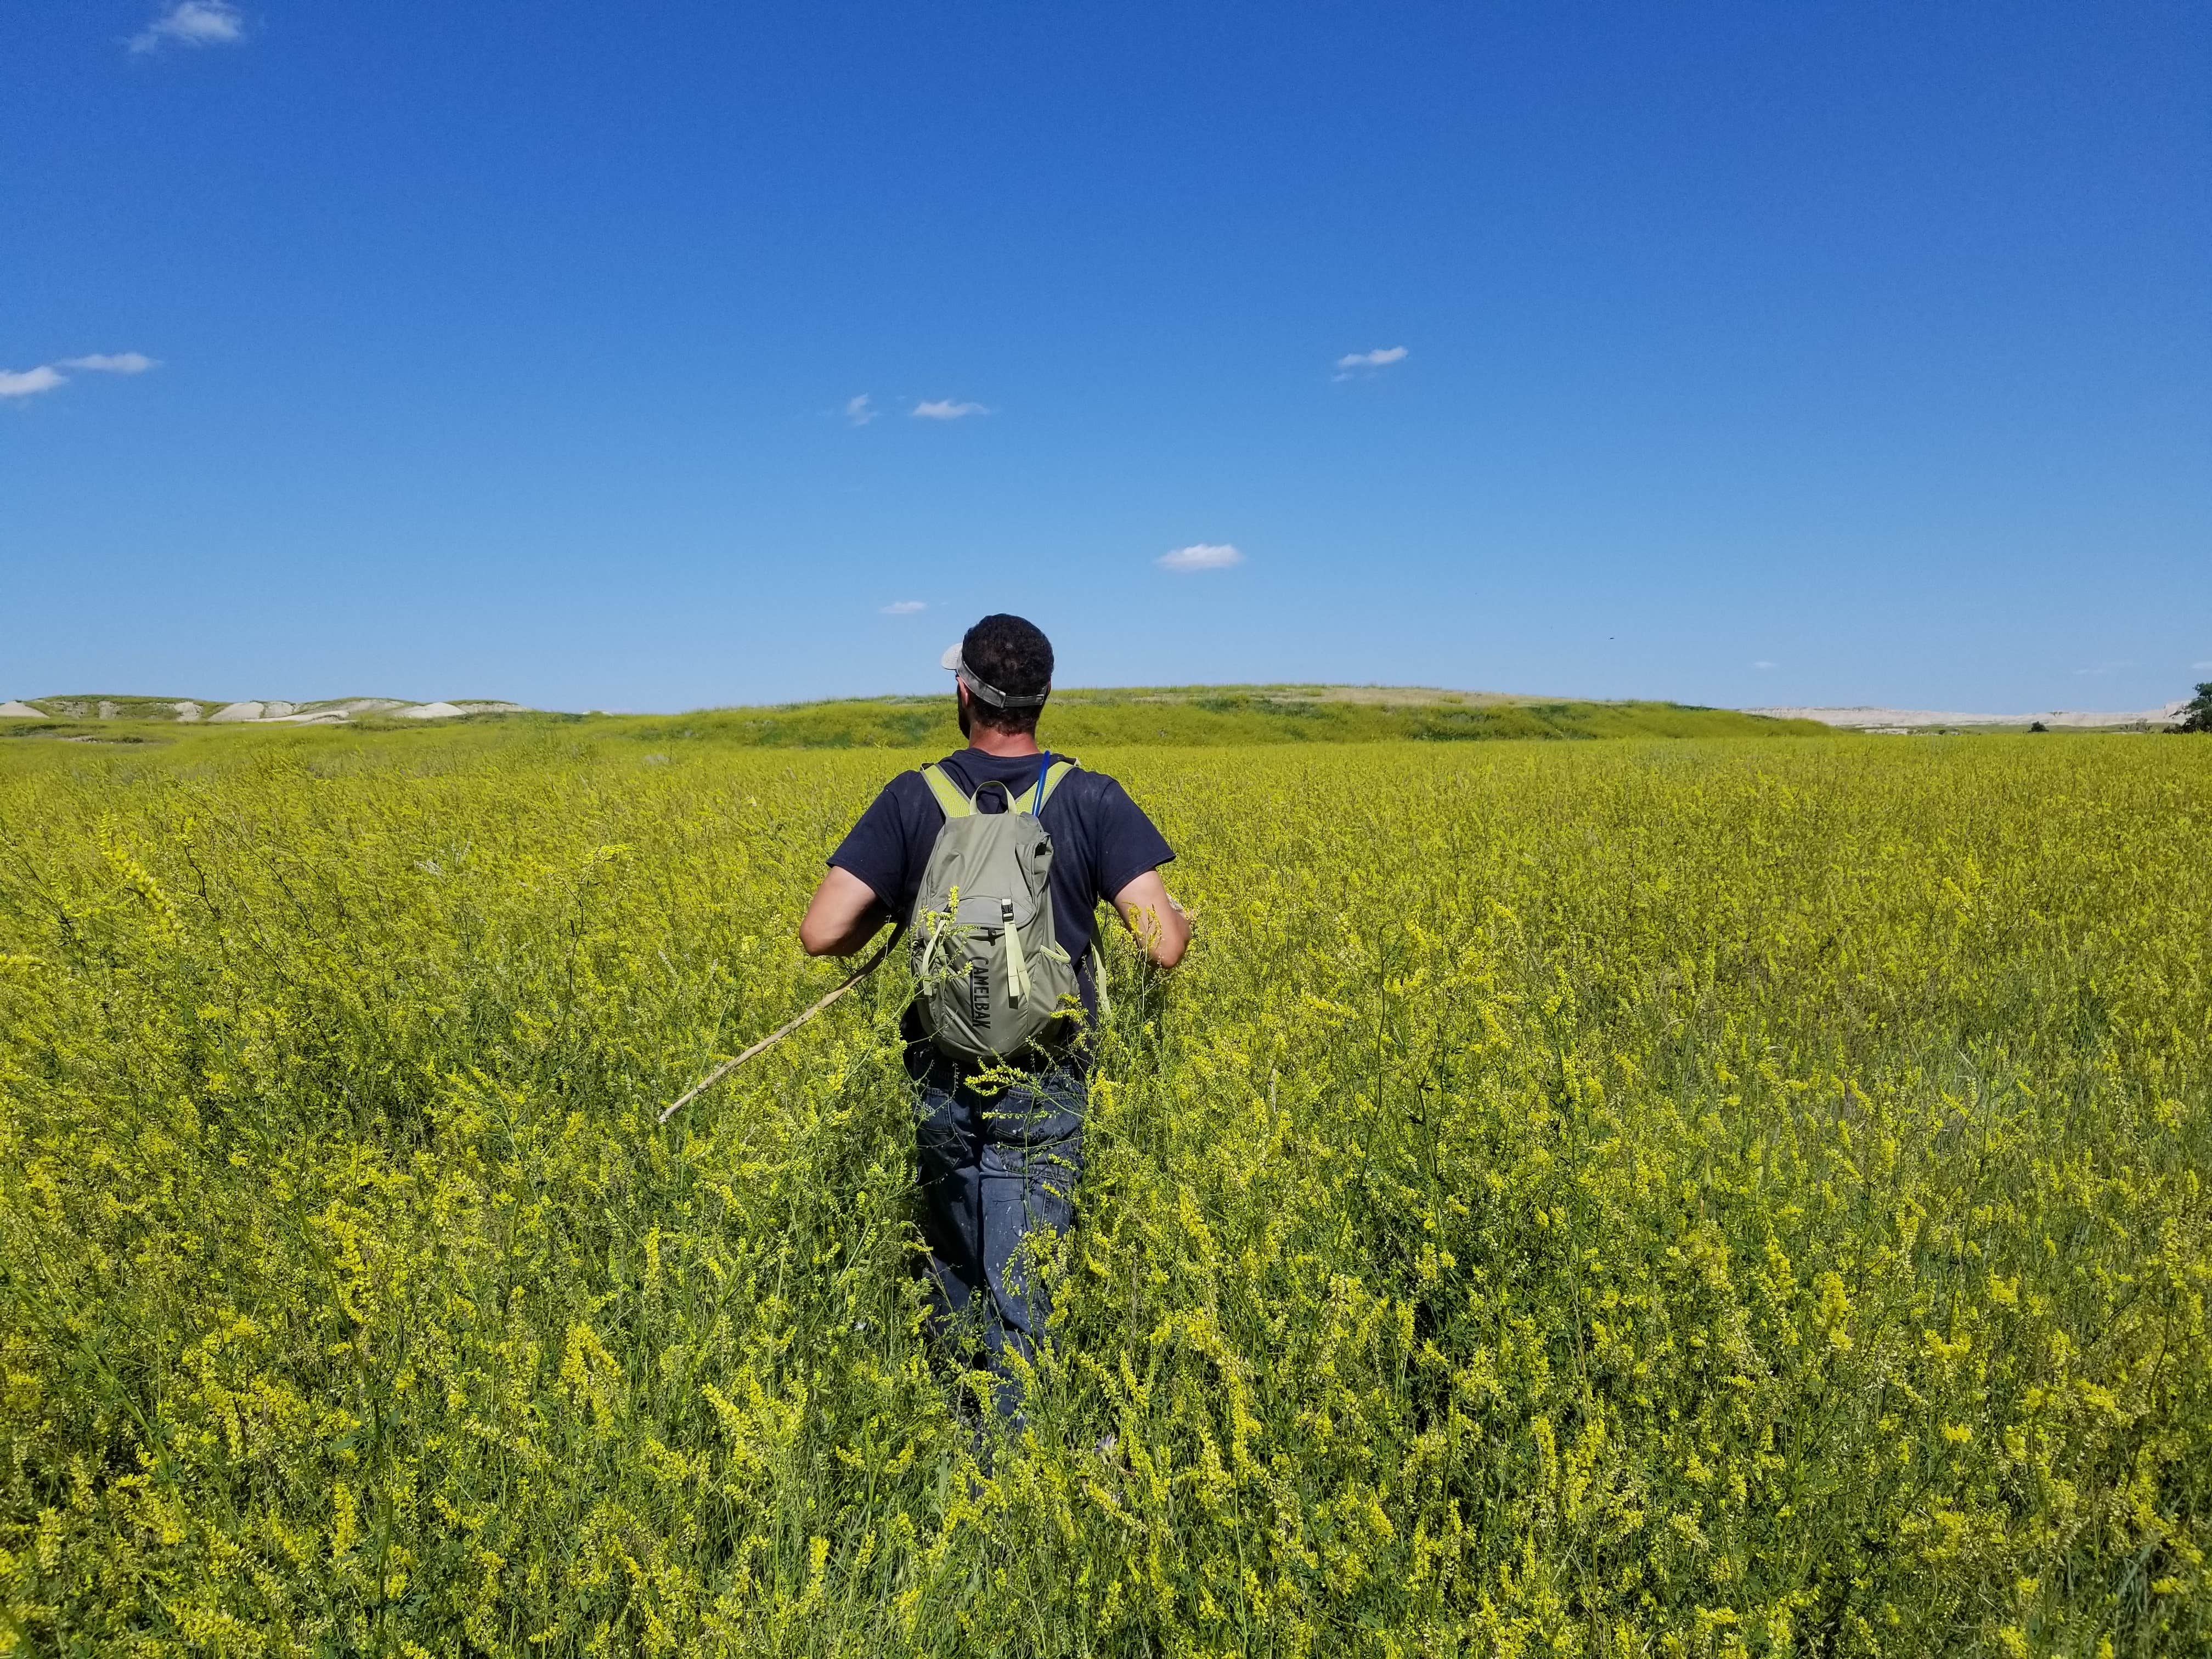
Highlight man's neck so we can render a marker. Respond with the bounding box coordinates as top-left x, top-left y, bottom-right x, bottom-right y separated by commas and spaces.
966, 729, 1043, 758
